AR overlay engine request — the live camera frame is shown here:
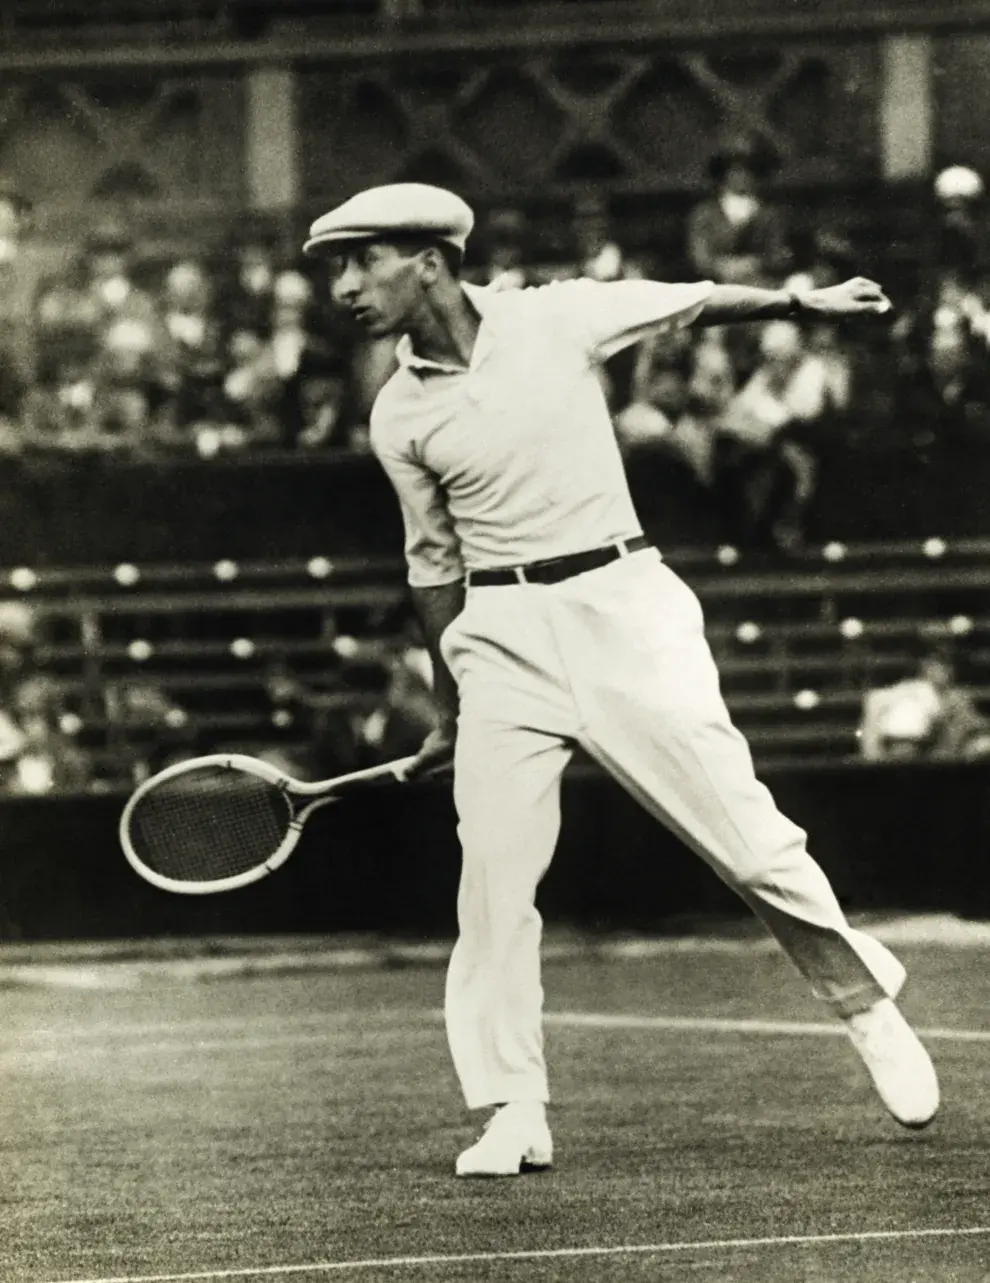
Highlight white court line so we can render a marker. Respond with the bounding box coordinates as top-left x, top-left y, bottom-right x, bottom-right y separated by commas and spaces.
33, 1225, 990, 1283
4, 1012, 989, 1067
543, 1012, 990, 1042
